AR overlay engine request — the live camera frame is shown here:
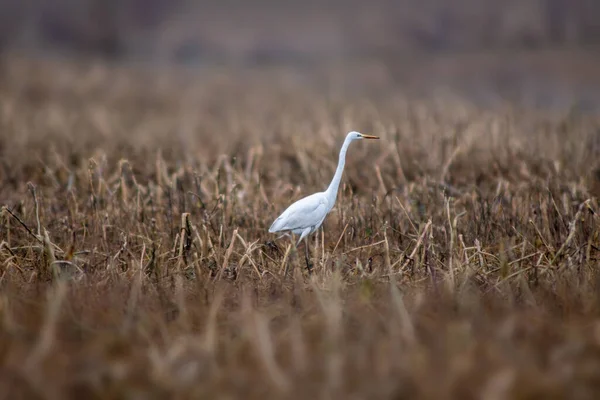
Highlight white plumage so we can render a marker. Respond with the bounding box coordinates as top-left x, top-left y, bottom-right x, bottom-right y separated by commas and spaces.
268, 131, 379, 269
269, 192, 329, 242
